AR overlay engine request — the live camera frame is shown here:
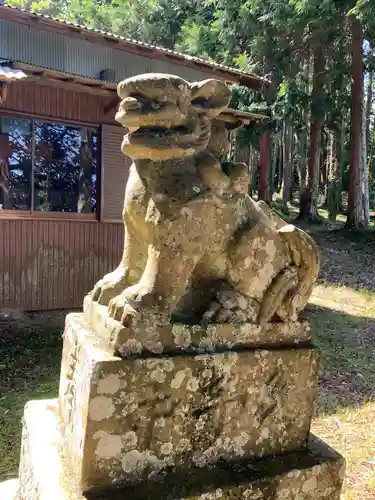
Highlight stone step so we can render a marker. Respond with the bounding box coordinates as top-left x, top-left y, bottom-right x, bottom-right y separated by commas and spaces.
0, 479, 18, 500
17, 399, 345, 500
